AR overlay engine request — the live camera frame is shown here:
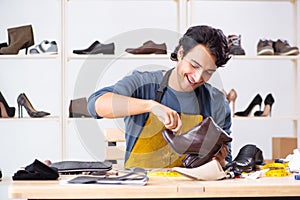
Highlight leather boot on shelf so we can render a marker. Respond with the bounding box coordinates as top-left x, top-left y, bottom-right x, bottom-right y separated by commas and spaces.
162, 117, 232, 167
0, 25, 34, 55
69, 97, 91, 118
